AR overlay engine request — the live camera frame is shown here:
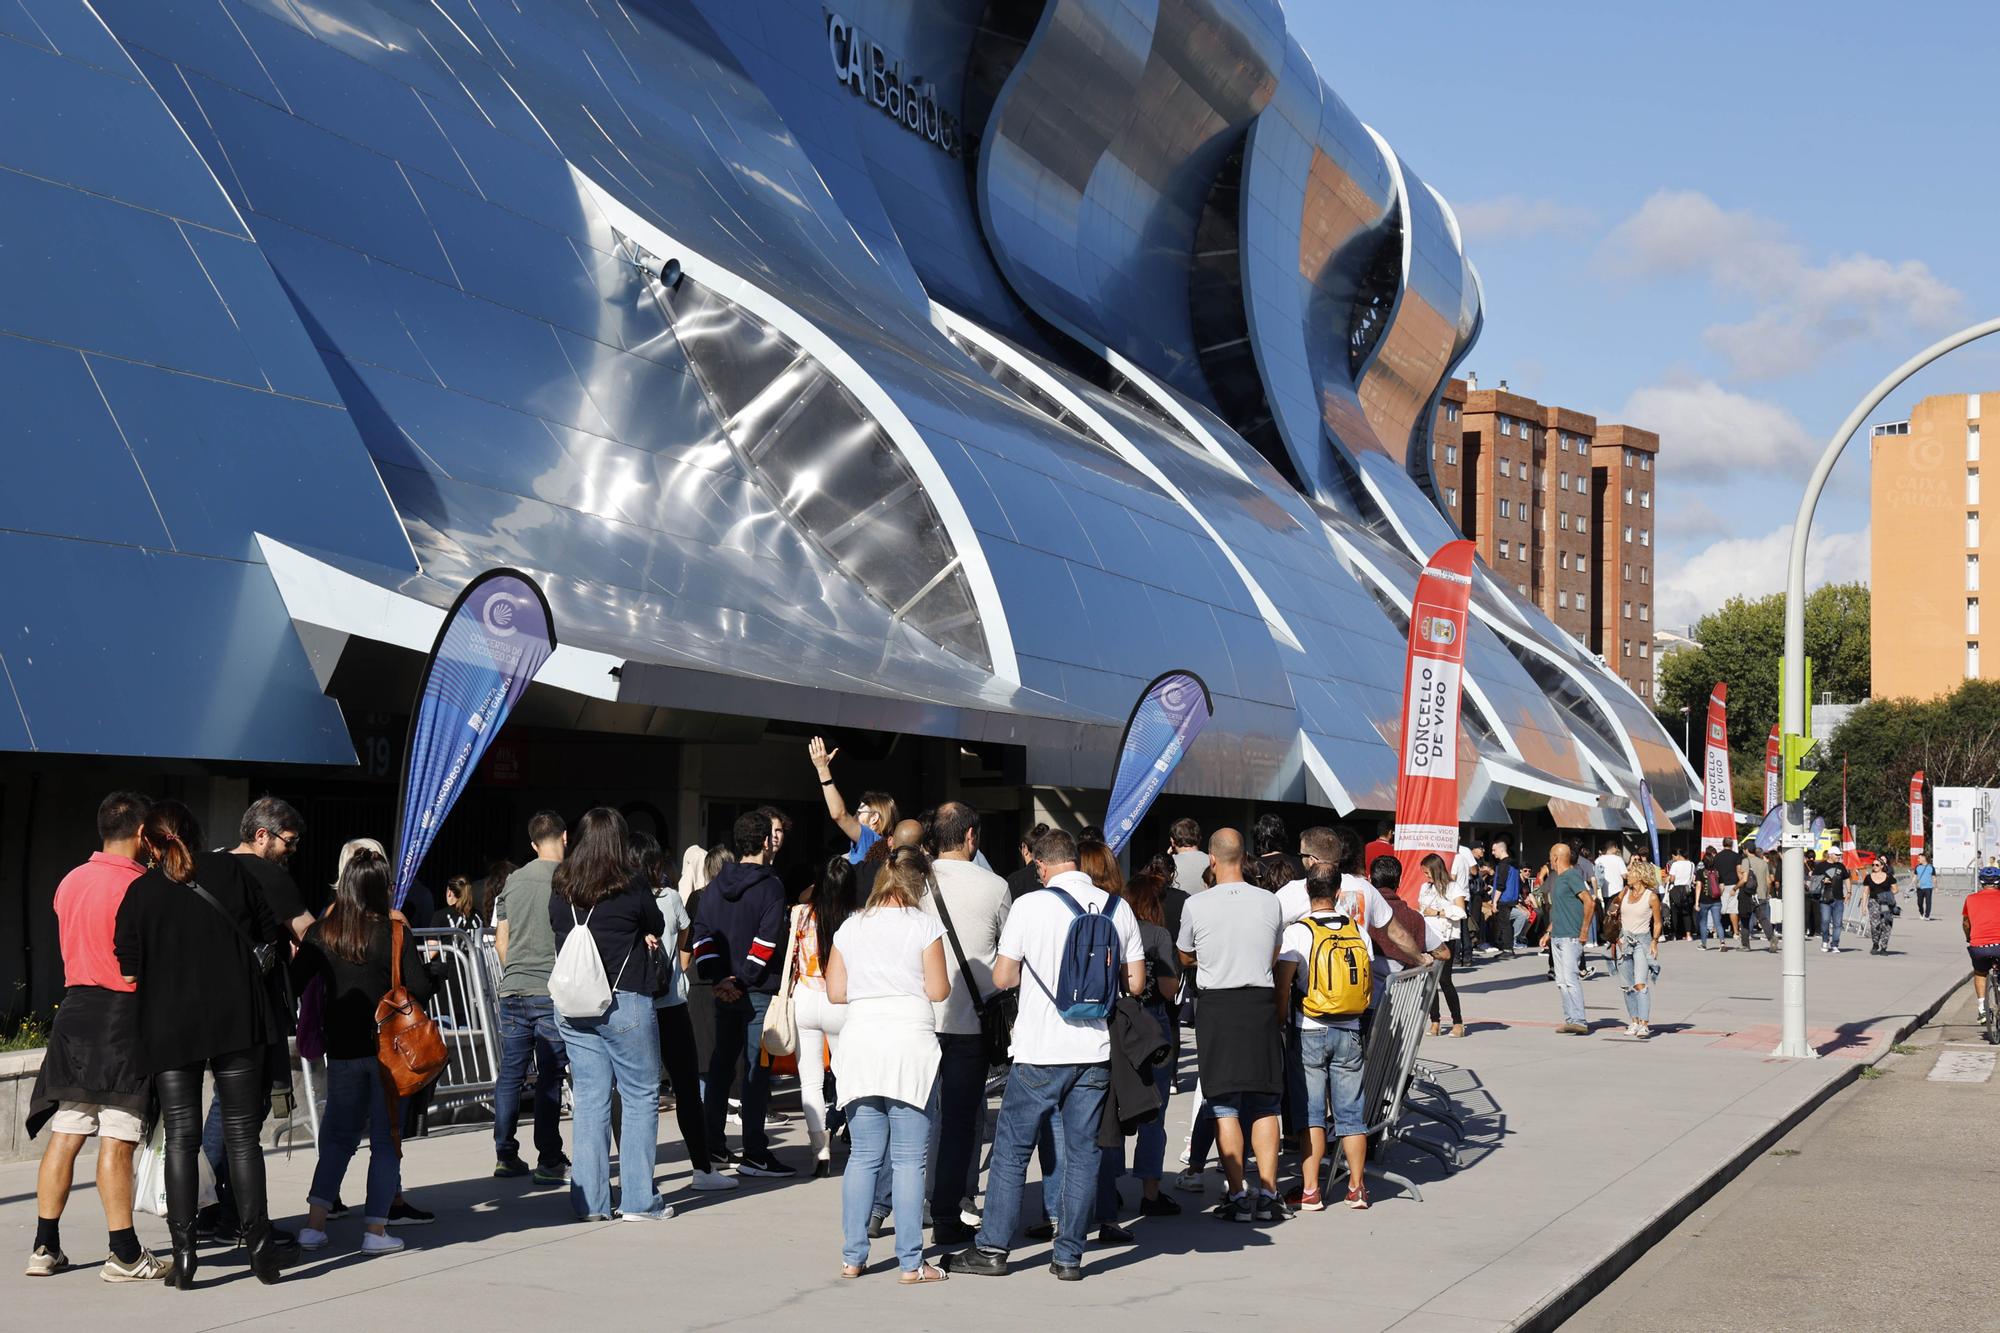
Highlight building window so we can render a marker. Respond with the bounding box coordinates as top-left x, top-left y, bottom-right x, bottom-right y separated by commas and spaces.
1499, 539, 1511, 559
1519, 544, 1528, 562
1560, 550, 1571, 570
1502, 417, 1514, 436
1445, 444, 1459, 465
1577, 515, 1587, 534
1624, 601, 1633, 619
1624, 526, 1633, 543
1559, 512, 1570, 531
1499, 457, 1512, 477
1576, 592, 1587, 611
1972, 393, 1983, 420
1577, 555, 1588, 574
1639, 679, 1649, 697
1970, 641, 1982, 678
1499, 499, 1512, 518
1970, 599, 1981, 635
1623, 639, 1632, 658
1970, 554, 1981, 590
1640, 491, 1651, 509
1623, 563, 1632, 580
1972, 470, 1982, 506
1624, 486, 1634, 503
1973, 512, 1983, 546
1560, 435, 1571, 452
1639, 641, 1650, 658
1641, 454, 1652, 471
1559, 590, 1570, 608
1639, 529, 1650, 547
1559, 472, 1570, 491
1445, 486, 1458, 506
1639, 603, 1650, 622
1517, 584, 1528, 597
1971, 425, 1982, 461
